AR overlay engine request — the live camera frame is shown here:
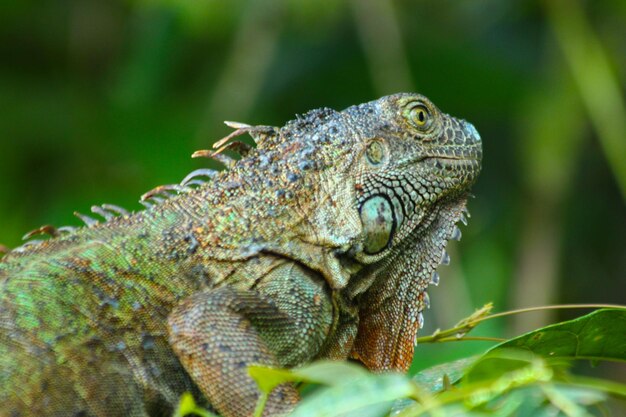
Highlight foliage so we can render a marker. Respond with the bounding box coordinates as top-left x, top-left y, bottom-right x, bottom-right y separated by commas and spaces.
175, 307, 626, 416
